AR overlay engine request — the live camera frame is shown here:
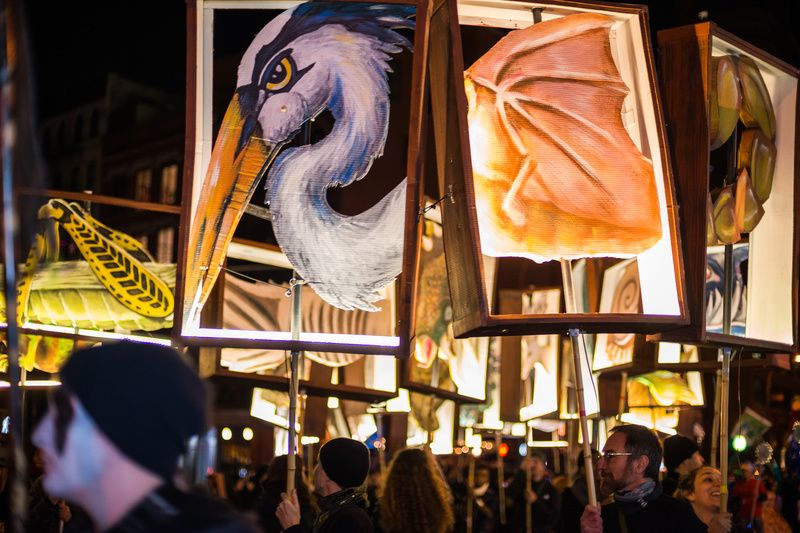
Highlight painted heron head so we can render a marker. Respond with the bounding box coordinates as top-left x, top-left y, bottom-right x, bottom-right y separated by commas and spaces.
186, 2, 414, 320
